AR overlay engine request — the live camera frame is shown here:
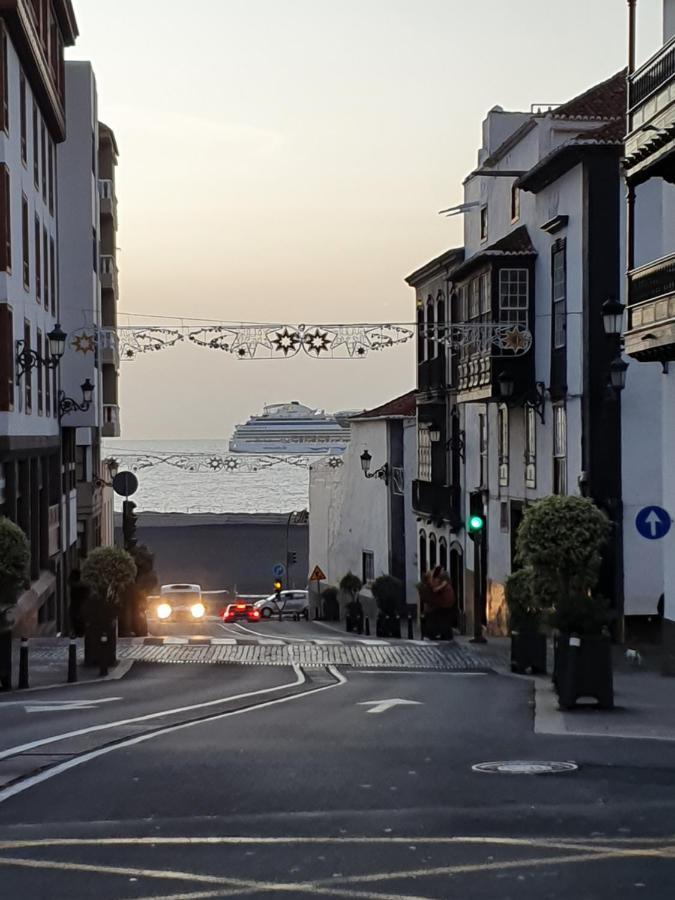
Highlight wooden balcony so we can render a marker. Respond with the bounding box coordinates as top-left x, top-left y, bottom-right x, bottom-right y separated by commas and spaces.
412, 479, 459, 526
417, 354, 446, 394
625, 36, 675, 183
626, 252, 675, 361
